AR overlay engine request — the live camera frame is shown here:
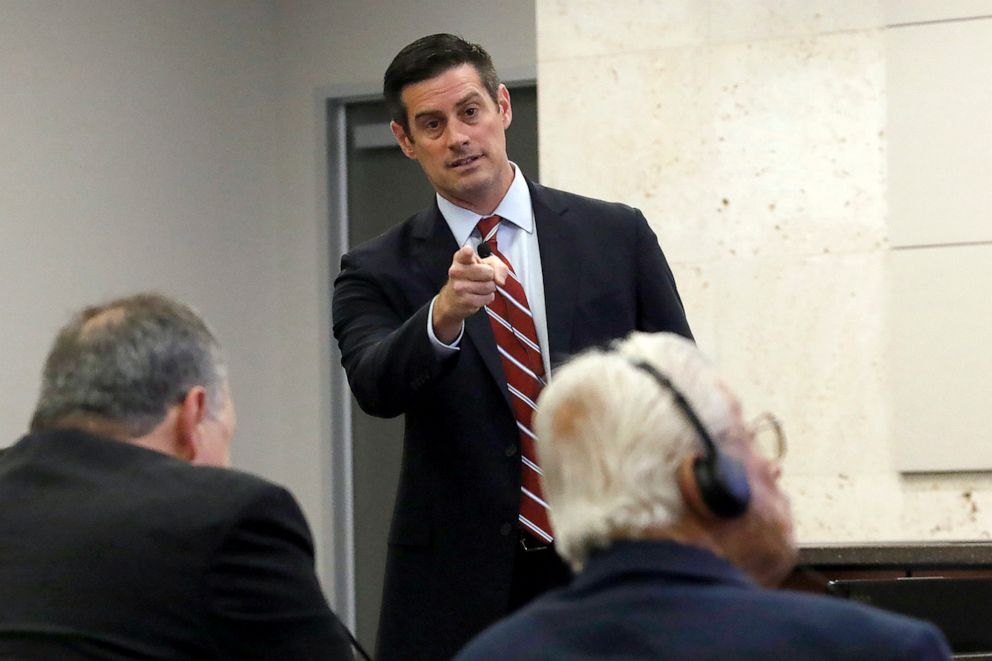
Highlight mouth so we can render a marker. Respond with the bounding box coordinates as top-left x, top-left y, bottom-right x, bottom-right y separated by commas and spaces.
448, 154, 483, 169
